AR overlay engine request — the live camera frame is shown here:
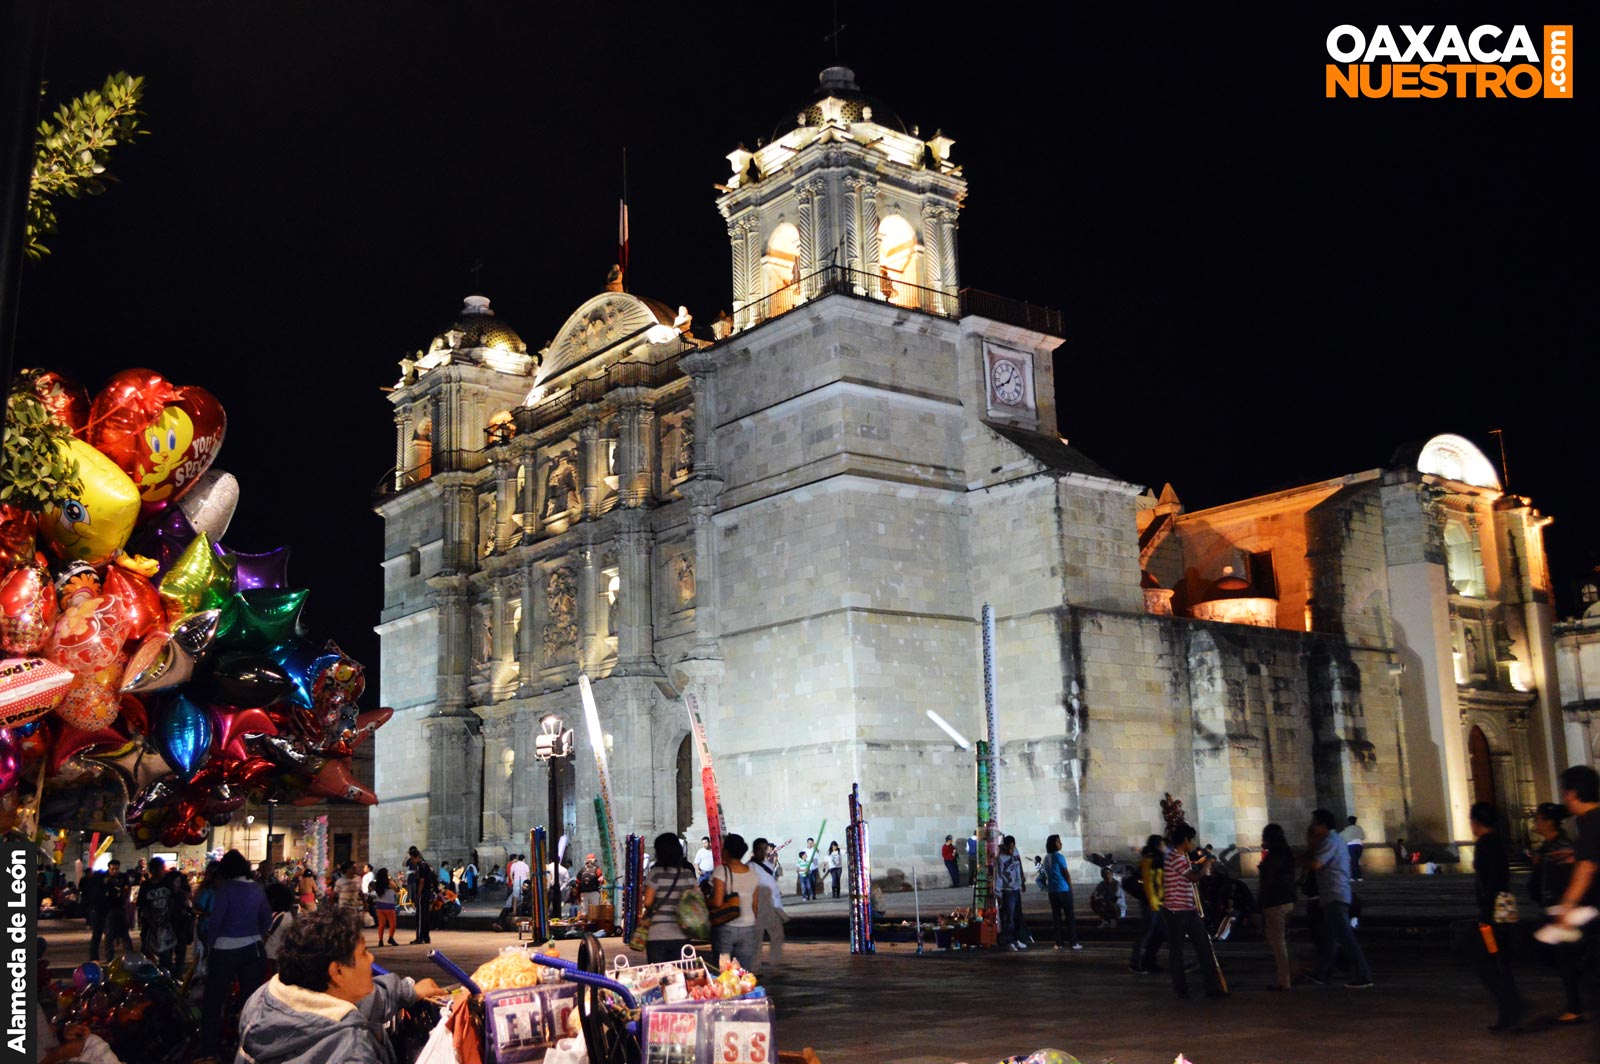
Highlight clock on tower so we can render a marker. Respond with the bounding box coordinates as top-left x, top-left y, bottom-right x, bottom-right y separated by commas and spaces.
984, 341, 1035, 417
